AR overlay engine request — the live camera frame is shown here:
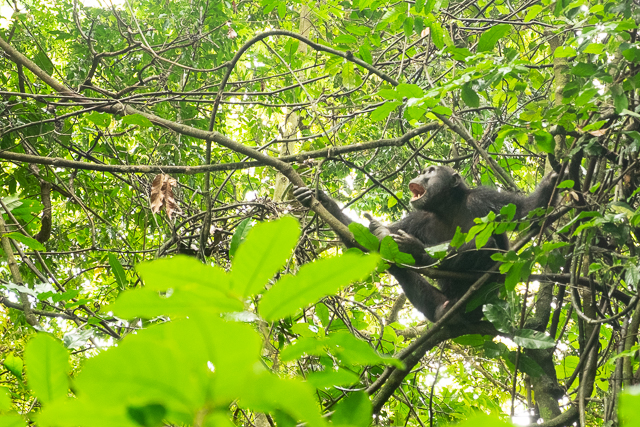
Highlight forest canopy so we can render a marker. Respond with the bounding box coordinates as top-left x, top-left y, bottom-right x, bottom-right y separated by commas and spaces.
1, 0, 640, 426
